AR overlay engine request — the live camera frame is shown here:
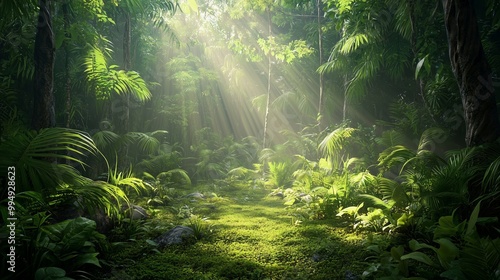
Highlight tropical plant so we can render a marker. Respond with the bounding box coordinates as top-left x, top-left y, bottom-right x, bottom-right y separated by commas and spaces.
0, 127, 99, 192
91, 129, 169, 171
83, 46, 152, 102
319, 125, 357, 171
266, 161, 295, 189
0, 214, 106, 280
400, 202, 500, 279
186, 215, 214, 240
